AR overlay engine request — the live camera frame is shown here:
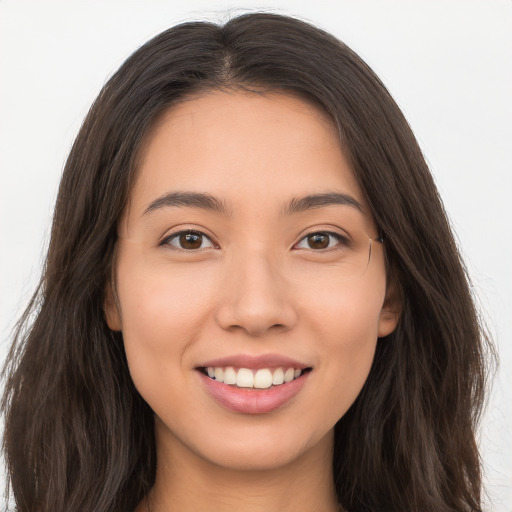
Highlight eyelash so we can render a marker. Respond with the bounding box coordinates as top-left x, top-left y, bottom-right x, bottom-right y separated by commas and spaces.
160, 230, 218, 251
293, 231, 350, 251
160, 229, 350, 252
